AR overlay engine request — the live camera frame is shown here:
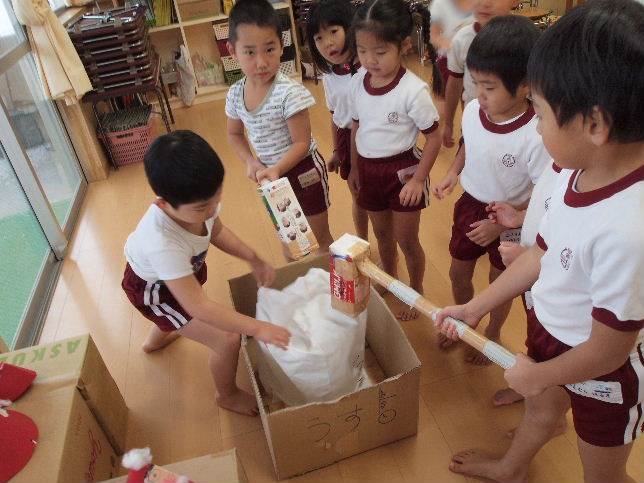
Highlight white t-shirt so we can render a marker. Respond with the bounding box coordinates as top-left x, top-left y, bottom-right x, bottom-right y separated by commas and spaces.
349, 67, 439, 158
532, 166, 644, 346
323, 65, 365, 129
429, 0, 473, 56
225, 72, 317, 166
447, 21, 479, 105
124, 204, 218, 282
460, 99, 549, 205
